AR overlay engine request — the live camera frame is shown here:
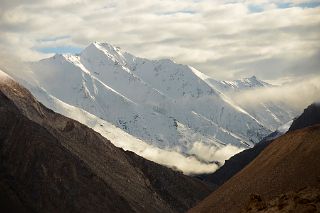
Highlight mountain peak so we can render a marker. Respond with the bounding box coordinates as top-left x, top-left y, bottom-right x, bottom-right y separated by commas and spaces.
248, 75, 257, 80
242, 75, 271, 87
47, 53, 76, 64
80, 41, 129, 67
242, 75, 259, 83
88, 41, 121, 53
